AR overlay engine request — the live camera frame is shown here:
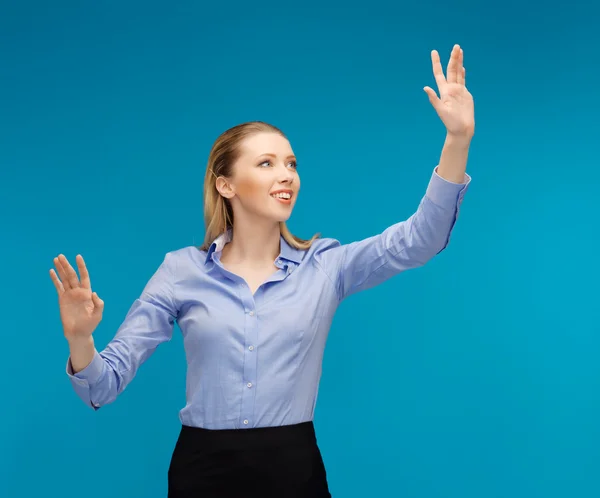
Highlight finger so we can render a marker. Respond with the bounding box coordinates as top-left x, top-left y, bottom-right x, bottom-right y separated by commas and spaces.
59, 254, 81, 289
457, 48, 465, 85
456, 67, 466, 85
49, 269, 65, 295
423, 86, 441, 110
430, 50, 446, 91
76, 255, 91, 290
54, 256, 72, 290
92, 292, 104, 315
446, 44, 460, 84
